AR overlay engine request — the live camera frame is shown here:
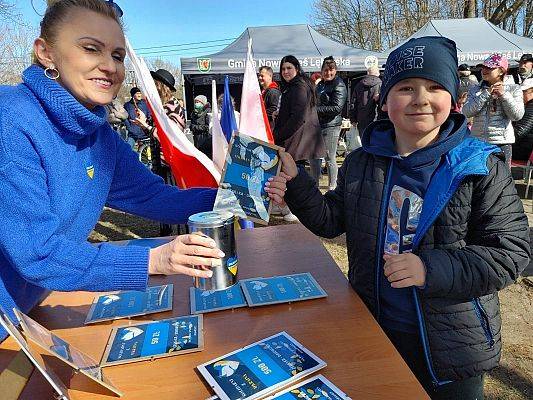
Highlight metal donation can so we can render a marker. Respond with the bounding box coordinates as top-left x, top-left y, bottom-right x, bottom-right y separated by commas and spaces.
187, 211, 238, 291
